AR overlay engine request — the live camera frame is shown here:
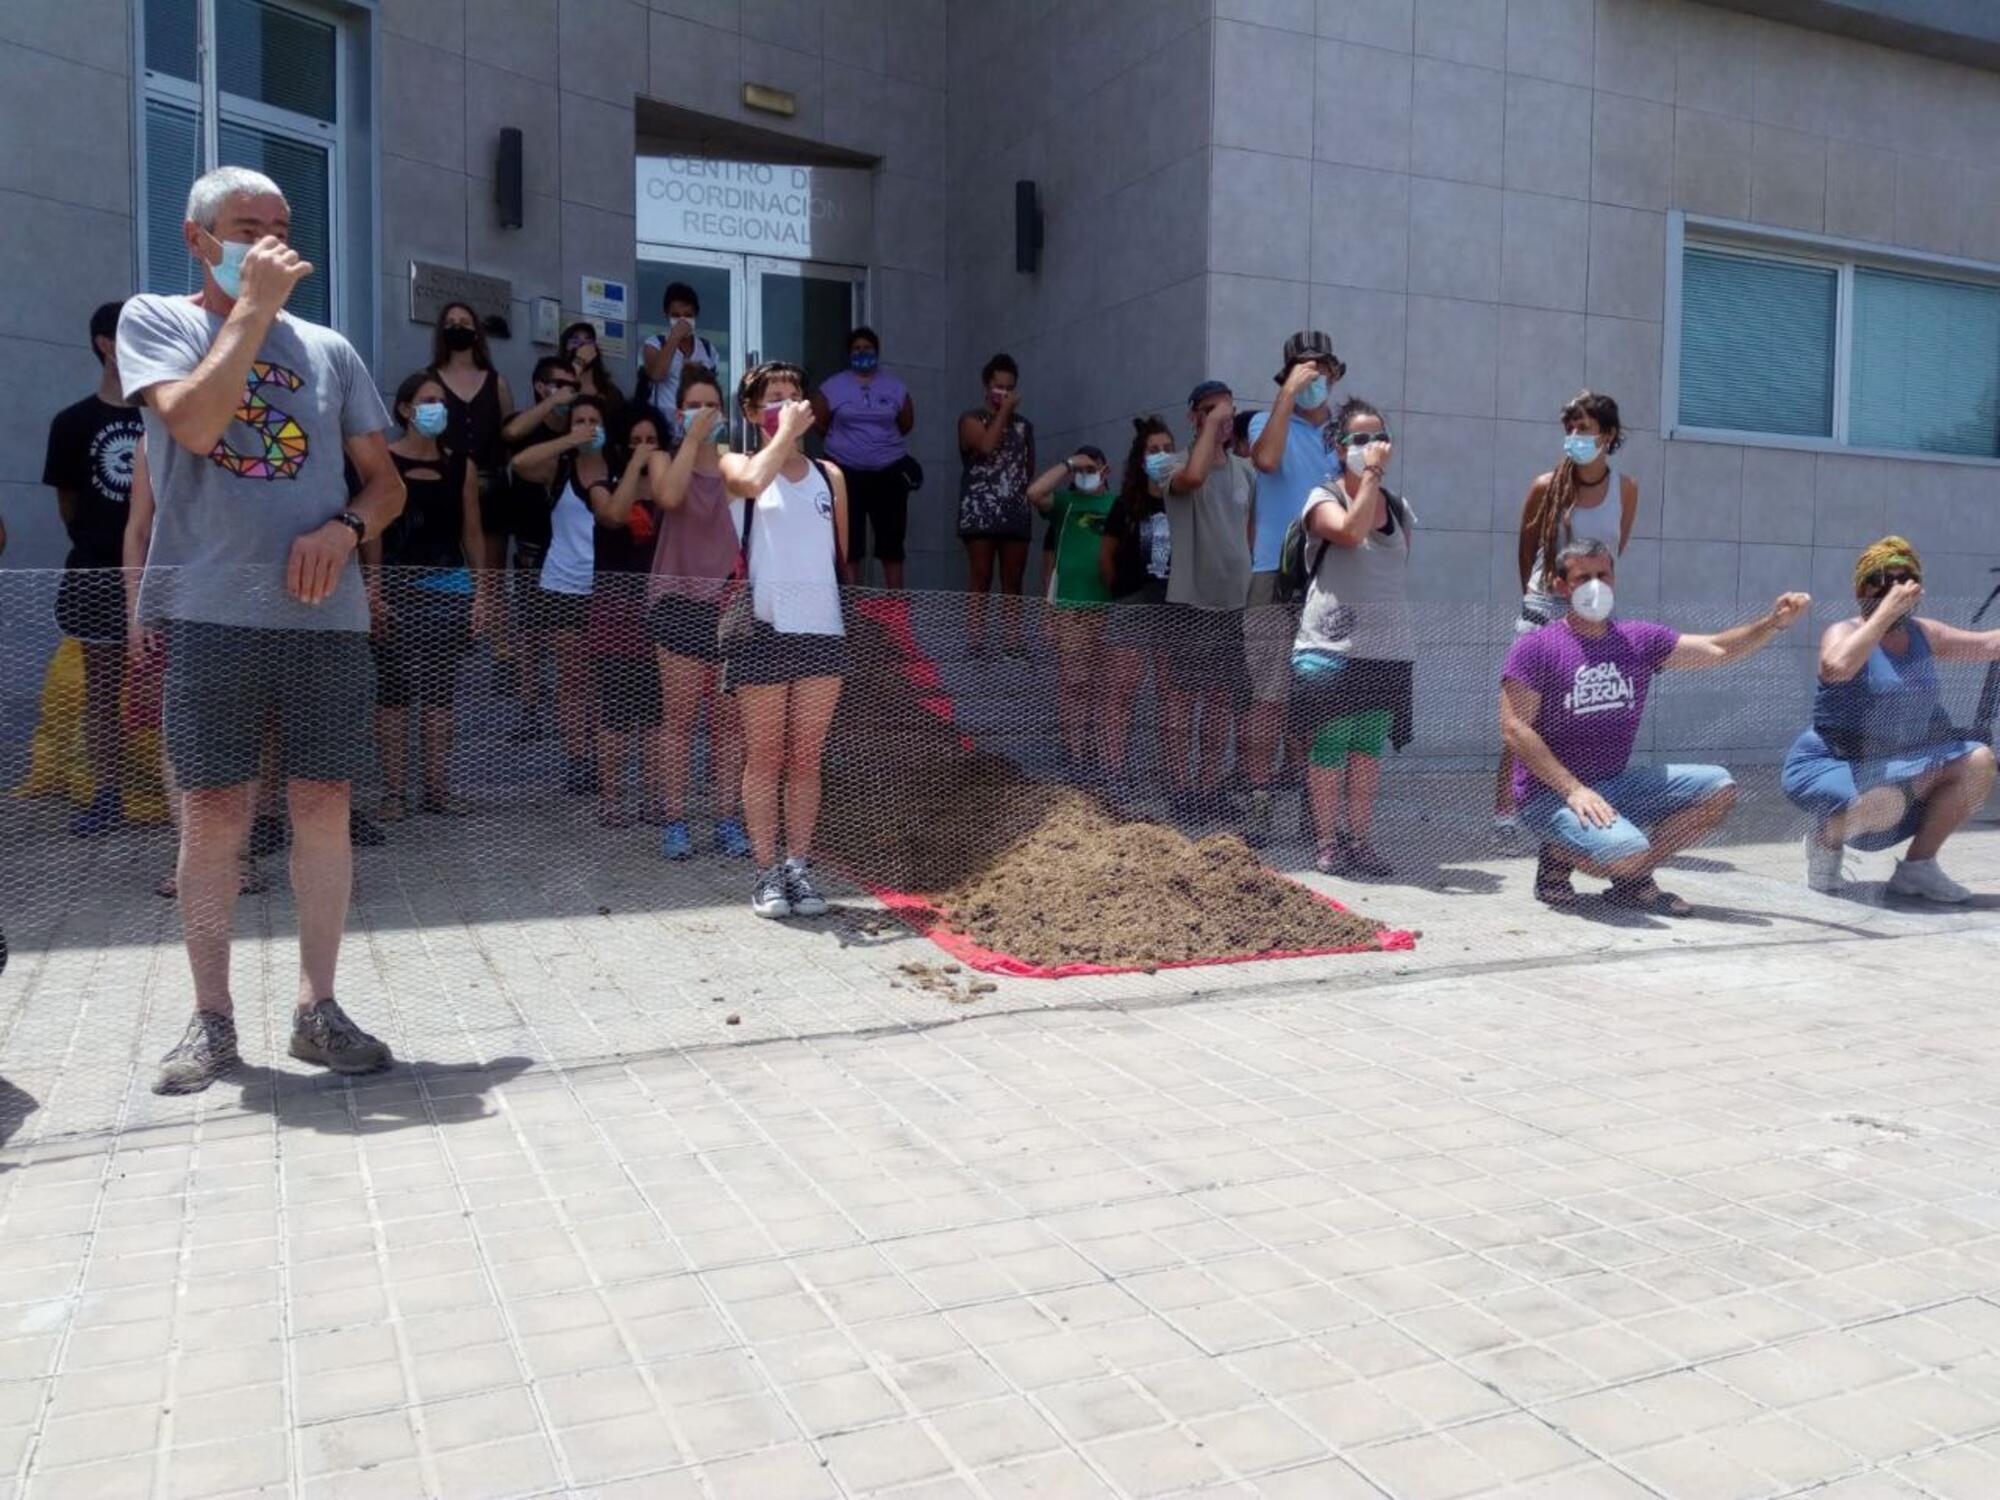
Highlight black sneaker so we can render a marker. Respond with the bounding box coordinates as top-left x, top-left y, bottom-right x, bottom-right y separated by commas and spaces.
563, 756, 596, 797
783, 856, 828, 917
247, 813, 289, 858
349, 810, 387, 847
1340, 833, 1392, 878
752, 864, 792, 919
154, 1012, 240, 1095
289, 999, 392, 1075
